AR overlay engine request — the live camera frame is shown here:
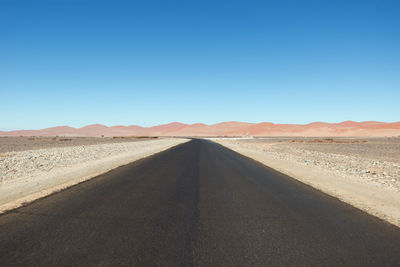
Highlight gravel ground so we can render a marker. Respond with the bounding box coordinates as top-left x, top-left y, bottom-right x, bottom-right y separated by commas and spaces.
0, 138, 182, 184
243, 137, 400, 163
0, 136, 159, 153
216, 137, 400, 191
